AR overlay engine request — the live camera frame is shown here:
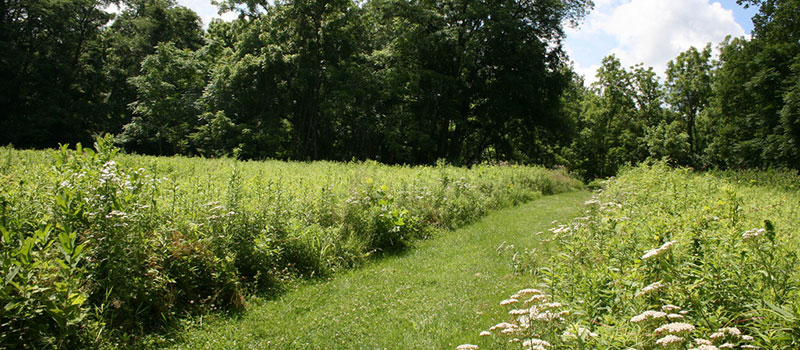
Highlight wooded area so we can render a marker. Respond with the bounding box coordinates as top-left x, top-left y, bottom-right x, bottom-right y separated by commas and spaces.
1, 0, 798, 177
